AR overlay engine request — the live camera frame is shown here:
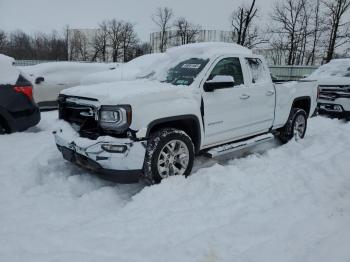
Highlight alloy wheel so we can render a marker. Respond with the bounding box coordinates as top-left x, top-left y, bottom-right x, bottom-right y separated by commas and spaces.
293, 114, 306, 140
157, 139, 190, 178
